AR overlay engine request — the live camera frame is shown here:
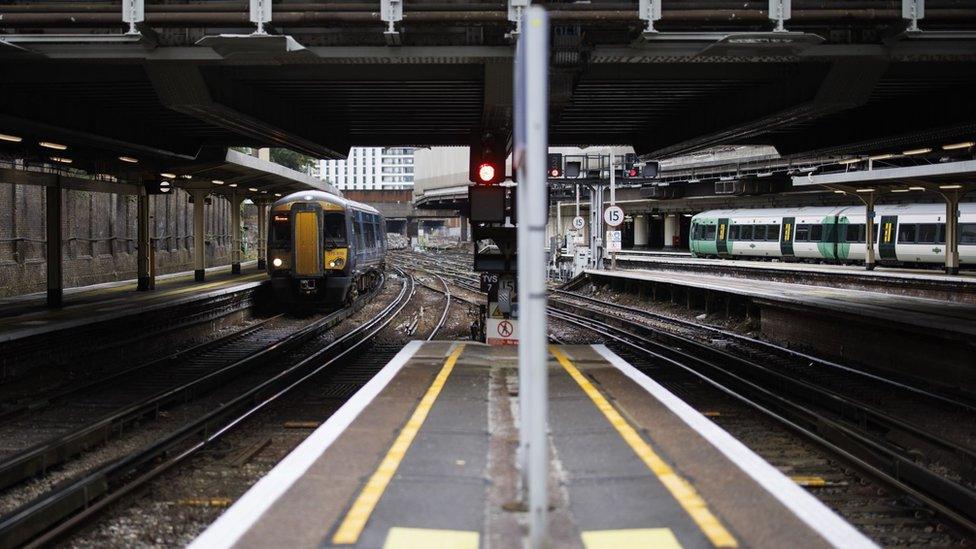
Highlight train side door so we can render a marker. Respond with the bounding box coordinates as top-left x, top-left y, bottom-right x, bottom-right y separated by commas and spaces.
716, 218, 730, 256
879, 215, 898, 260
780, 216, 795, 258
